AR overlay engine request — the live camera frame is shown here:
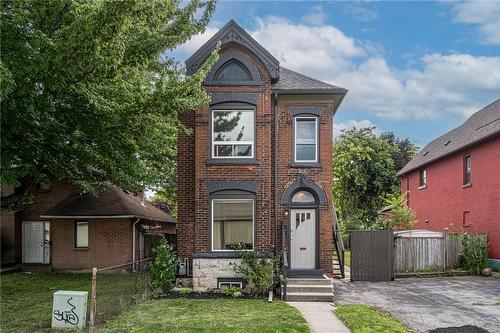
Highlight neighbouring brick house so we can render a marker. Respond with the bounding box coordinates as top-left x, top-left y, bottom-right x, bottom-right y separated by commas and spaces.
398, 99, 500, 265
177, 20, 347, 292
1, 178, 176, 271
